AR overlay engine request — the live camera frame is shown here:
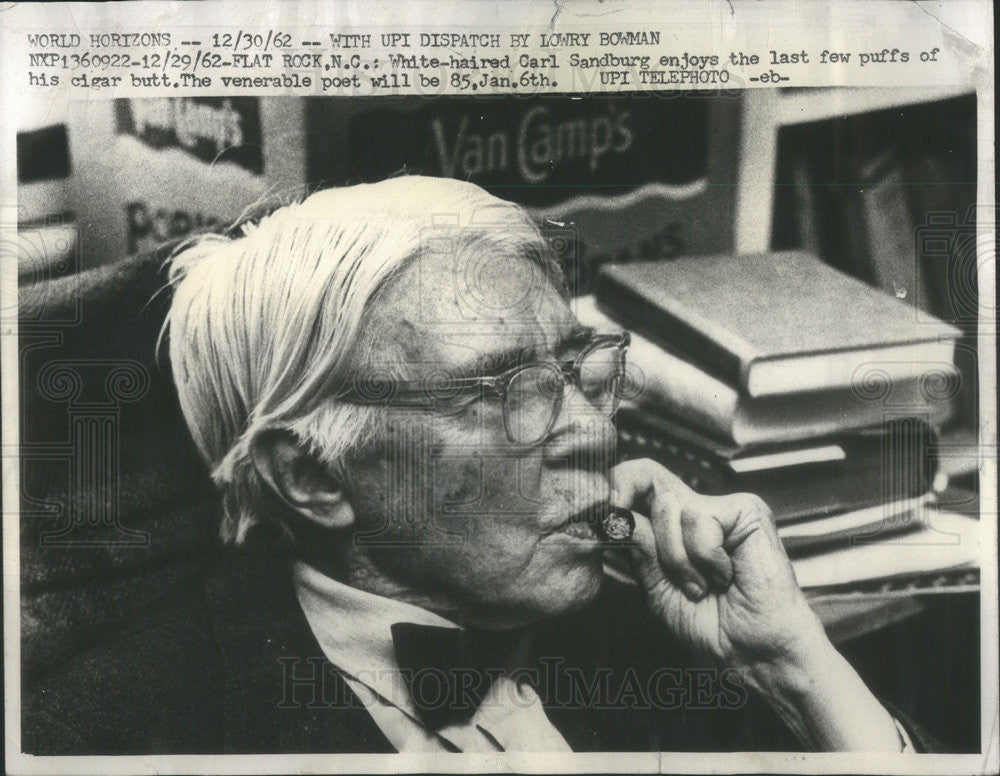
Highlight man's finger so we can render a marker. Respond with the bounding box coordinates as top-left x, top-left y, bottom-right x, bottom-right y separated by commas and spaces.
612, 459, 708, 600
610, 458, 690, 507
712, 493, 780, 552
650, 490, 708, 600
680, 507, 734, 590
